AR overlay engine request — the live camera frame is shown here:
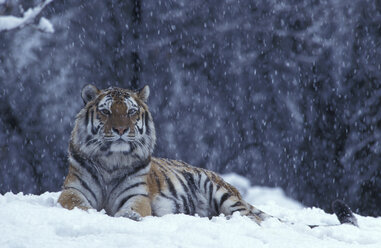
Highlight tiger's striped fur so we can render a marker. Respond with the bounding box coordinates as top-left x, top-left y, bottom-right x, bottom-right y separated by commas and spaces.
58, 85, 356, 227
58, 84, 269, 223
